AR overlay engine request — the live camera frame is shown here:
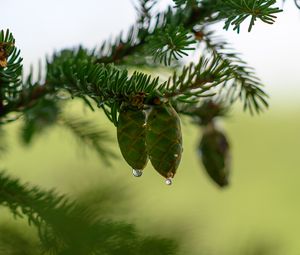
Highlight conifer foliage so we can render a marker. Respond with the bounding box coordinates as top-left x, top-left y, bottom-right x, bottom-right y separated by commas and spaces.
0, 0, 298, 253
